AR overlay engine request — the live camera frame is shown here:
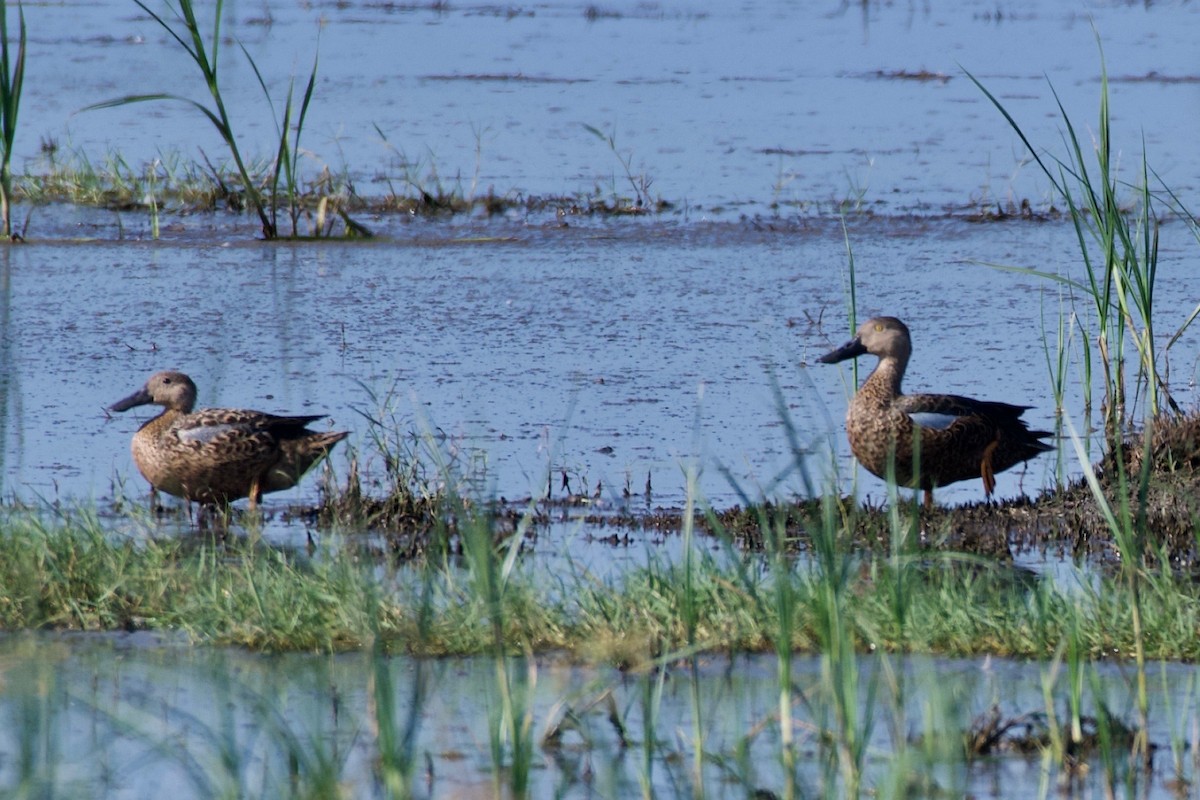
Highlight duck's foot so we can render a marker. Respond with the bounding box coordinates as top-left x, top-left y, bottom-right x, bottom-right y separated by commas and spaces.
194, 503, 235, 536
980, 440, 999, 497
